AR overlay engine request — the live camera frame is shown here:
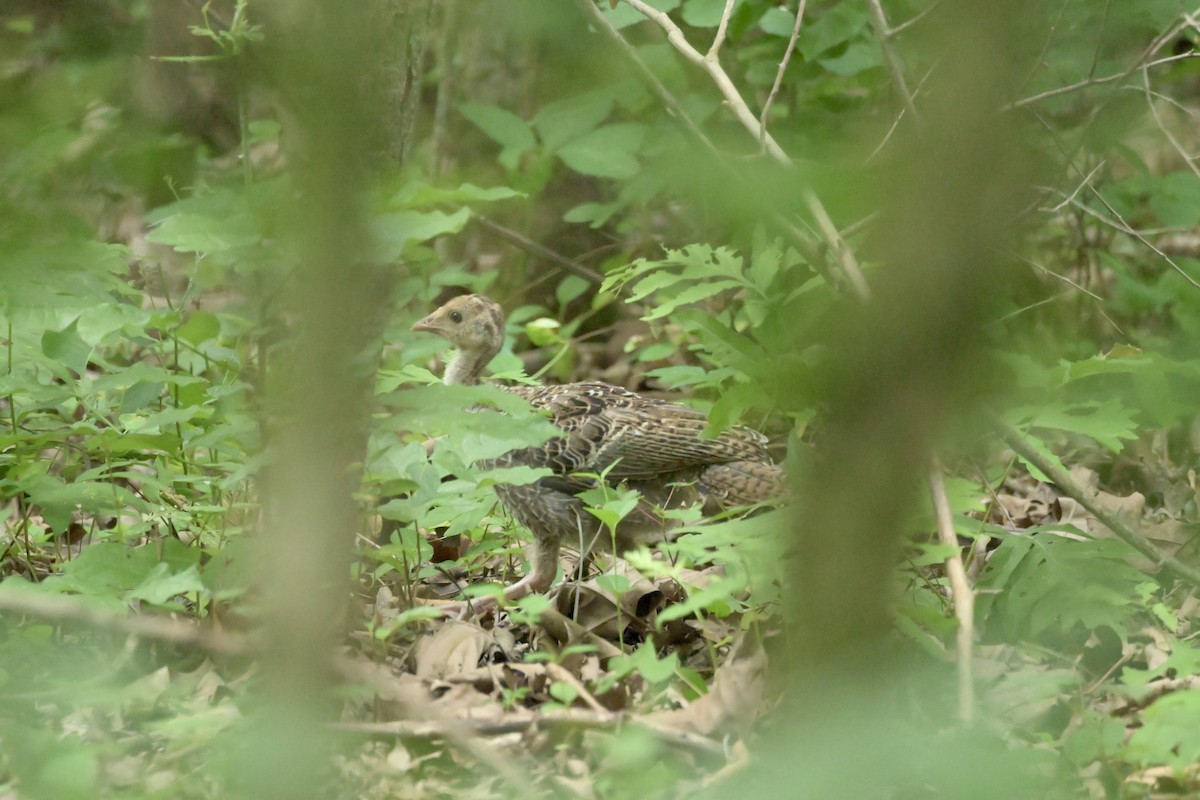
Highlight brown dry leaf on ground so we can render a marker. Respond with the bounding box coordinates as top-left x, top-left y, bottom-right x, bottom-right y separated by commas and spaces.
413, 621, 516, 680
646, 643, 766, 737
